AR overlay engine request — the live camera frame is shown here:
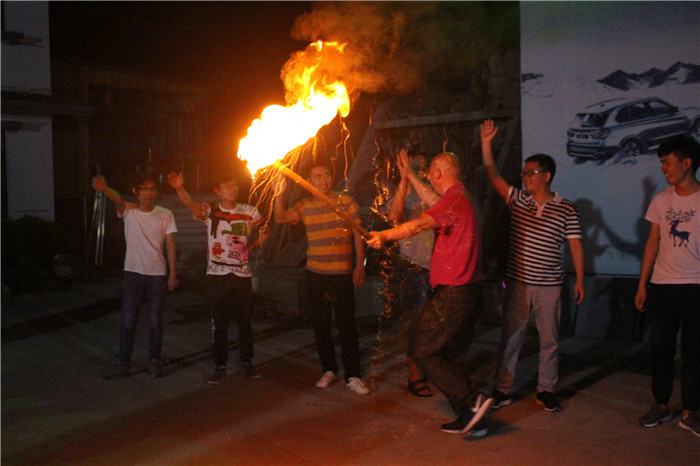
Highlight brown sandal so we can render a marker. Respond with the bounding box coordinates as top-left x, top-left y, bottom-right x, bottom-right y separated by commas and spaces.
408, 378, 433, 397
